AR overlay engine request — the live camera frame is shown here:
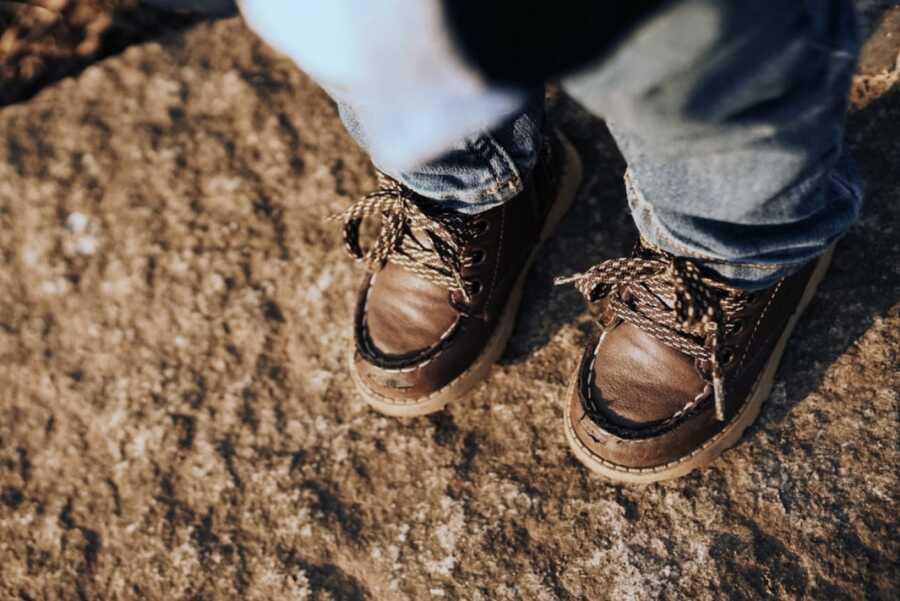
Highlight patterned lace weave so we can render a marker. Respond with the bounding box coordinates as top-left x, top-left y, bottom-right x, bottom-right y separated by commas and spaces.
332, 173, 483, 303
556, 243, 751, 421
